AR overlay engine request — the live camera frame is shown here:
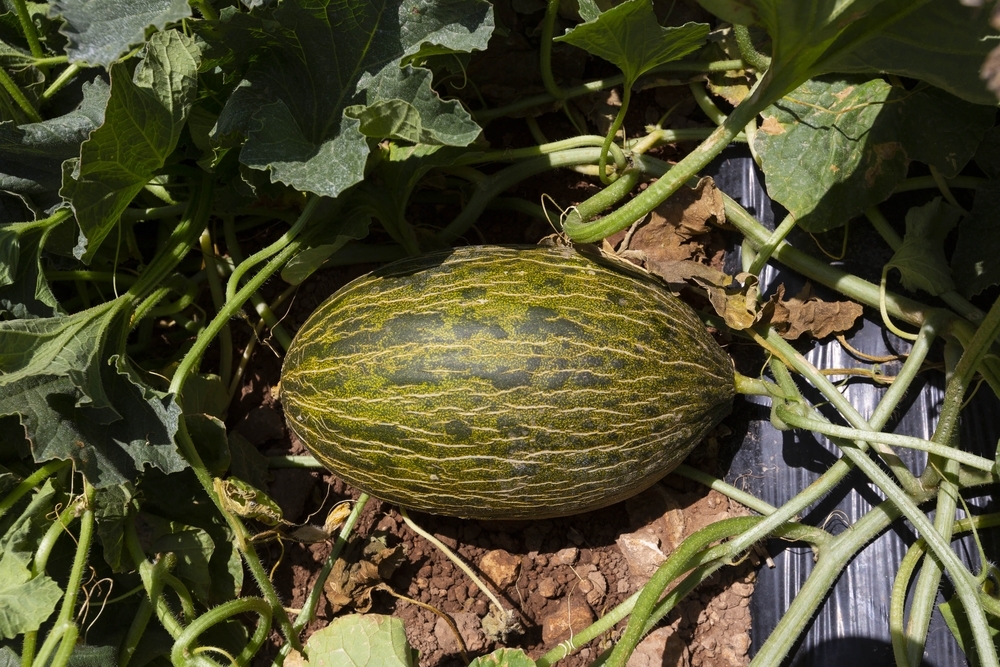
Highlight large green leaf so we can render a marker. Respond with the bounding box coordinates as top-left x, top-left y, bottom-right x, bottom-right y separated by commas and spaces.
210, 0, 492, 198
753, 76, 994, 232
0, 78, 109, 196
60, 29, 199, 263
49, 0, 191, 67
821, 0, 997, 105
304, 614, 416, 667
0, 552, 62, 640
0, 300, 186, 487
952, 183, 1000, 299
555, 1, 708, 87
142, 514, 216, 604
